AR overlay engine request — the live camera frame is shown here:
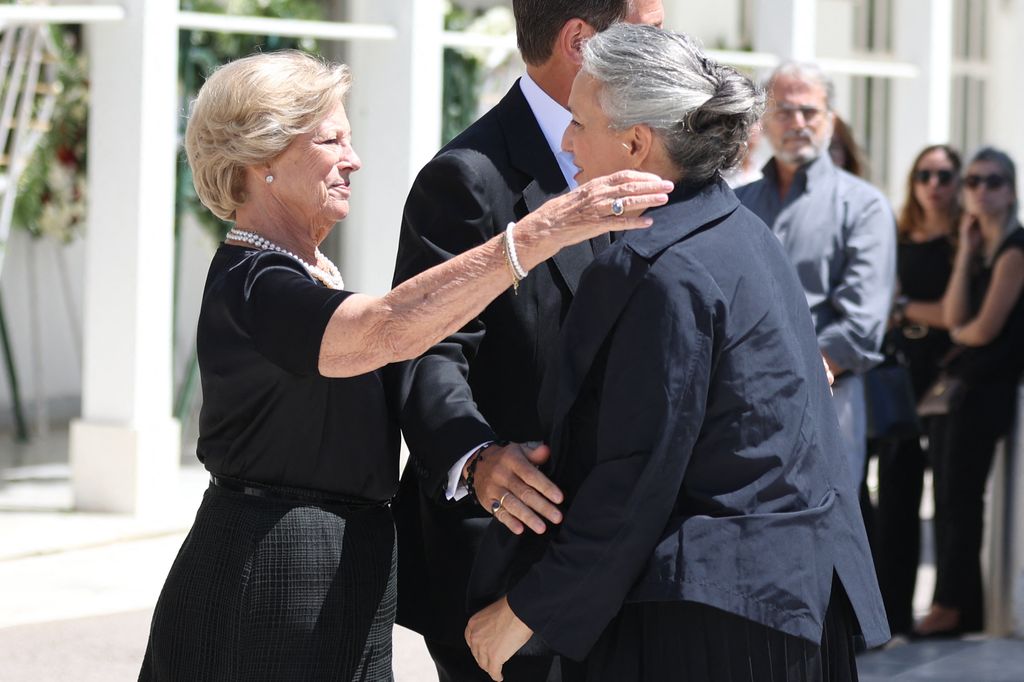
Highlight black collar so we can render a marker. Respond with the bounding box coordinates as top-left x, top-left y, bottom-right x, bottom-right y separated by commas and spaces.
622, 177, 740, 258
